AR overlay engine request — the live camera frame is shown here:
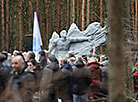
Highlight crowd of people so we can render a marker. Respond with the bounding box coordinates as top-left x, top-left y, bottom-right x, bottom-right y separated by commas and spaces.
0, 50, 109, 102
